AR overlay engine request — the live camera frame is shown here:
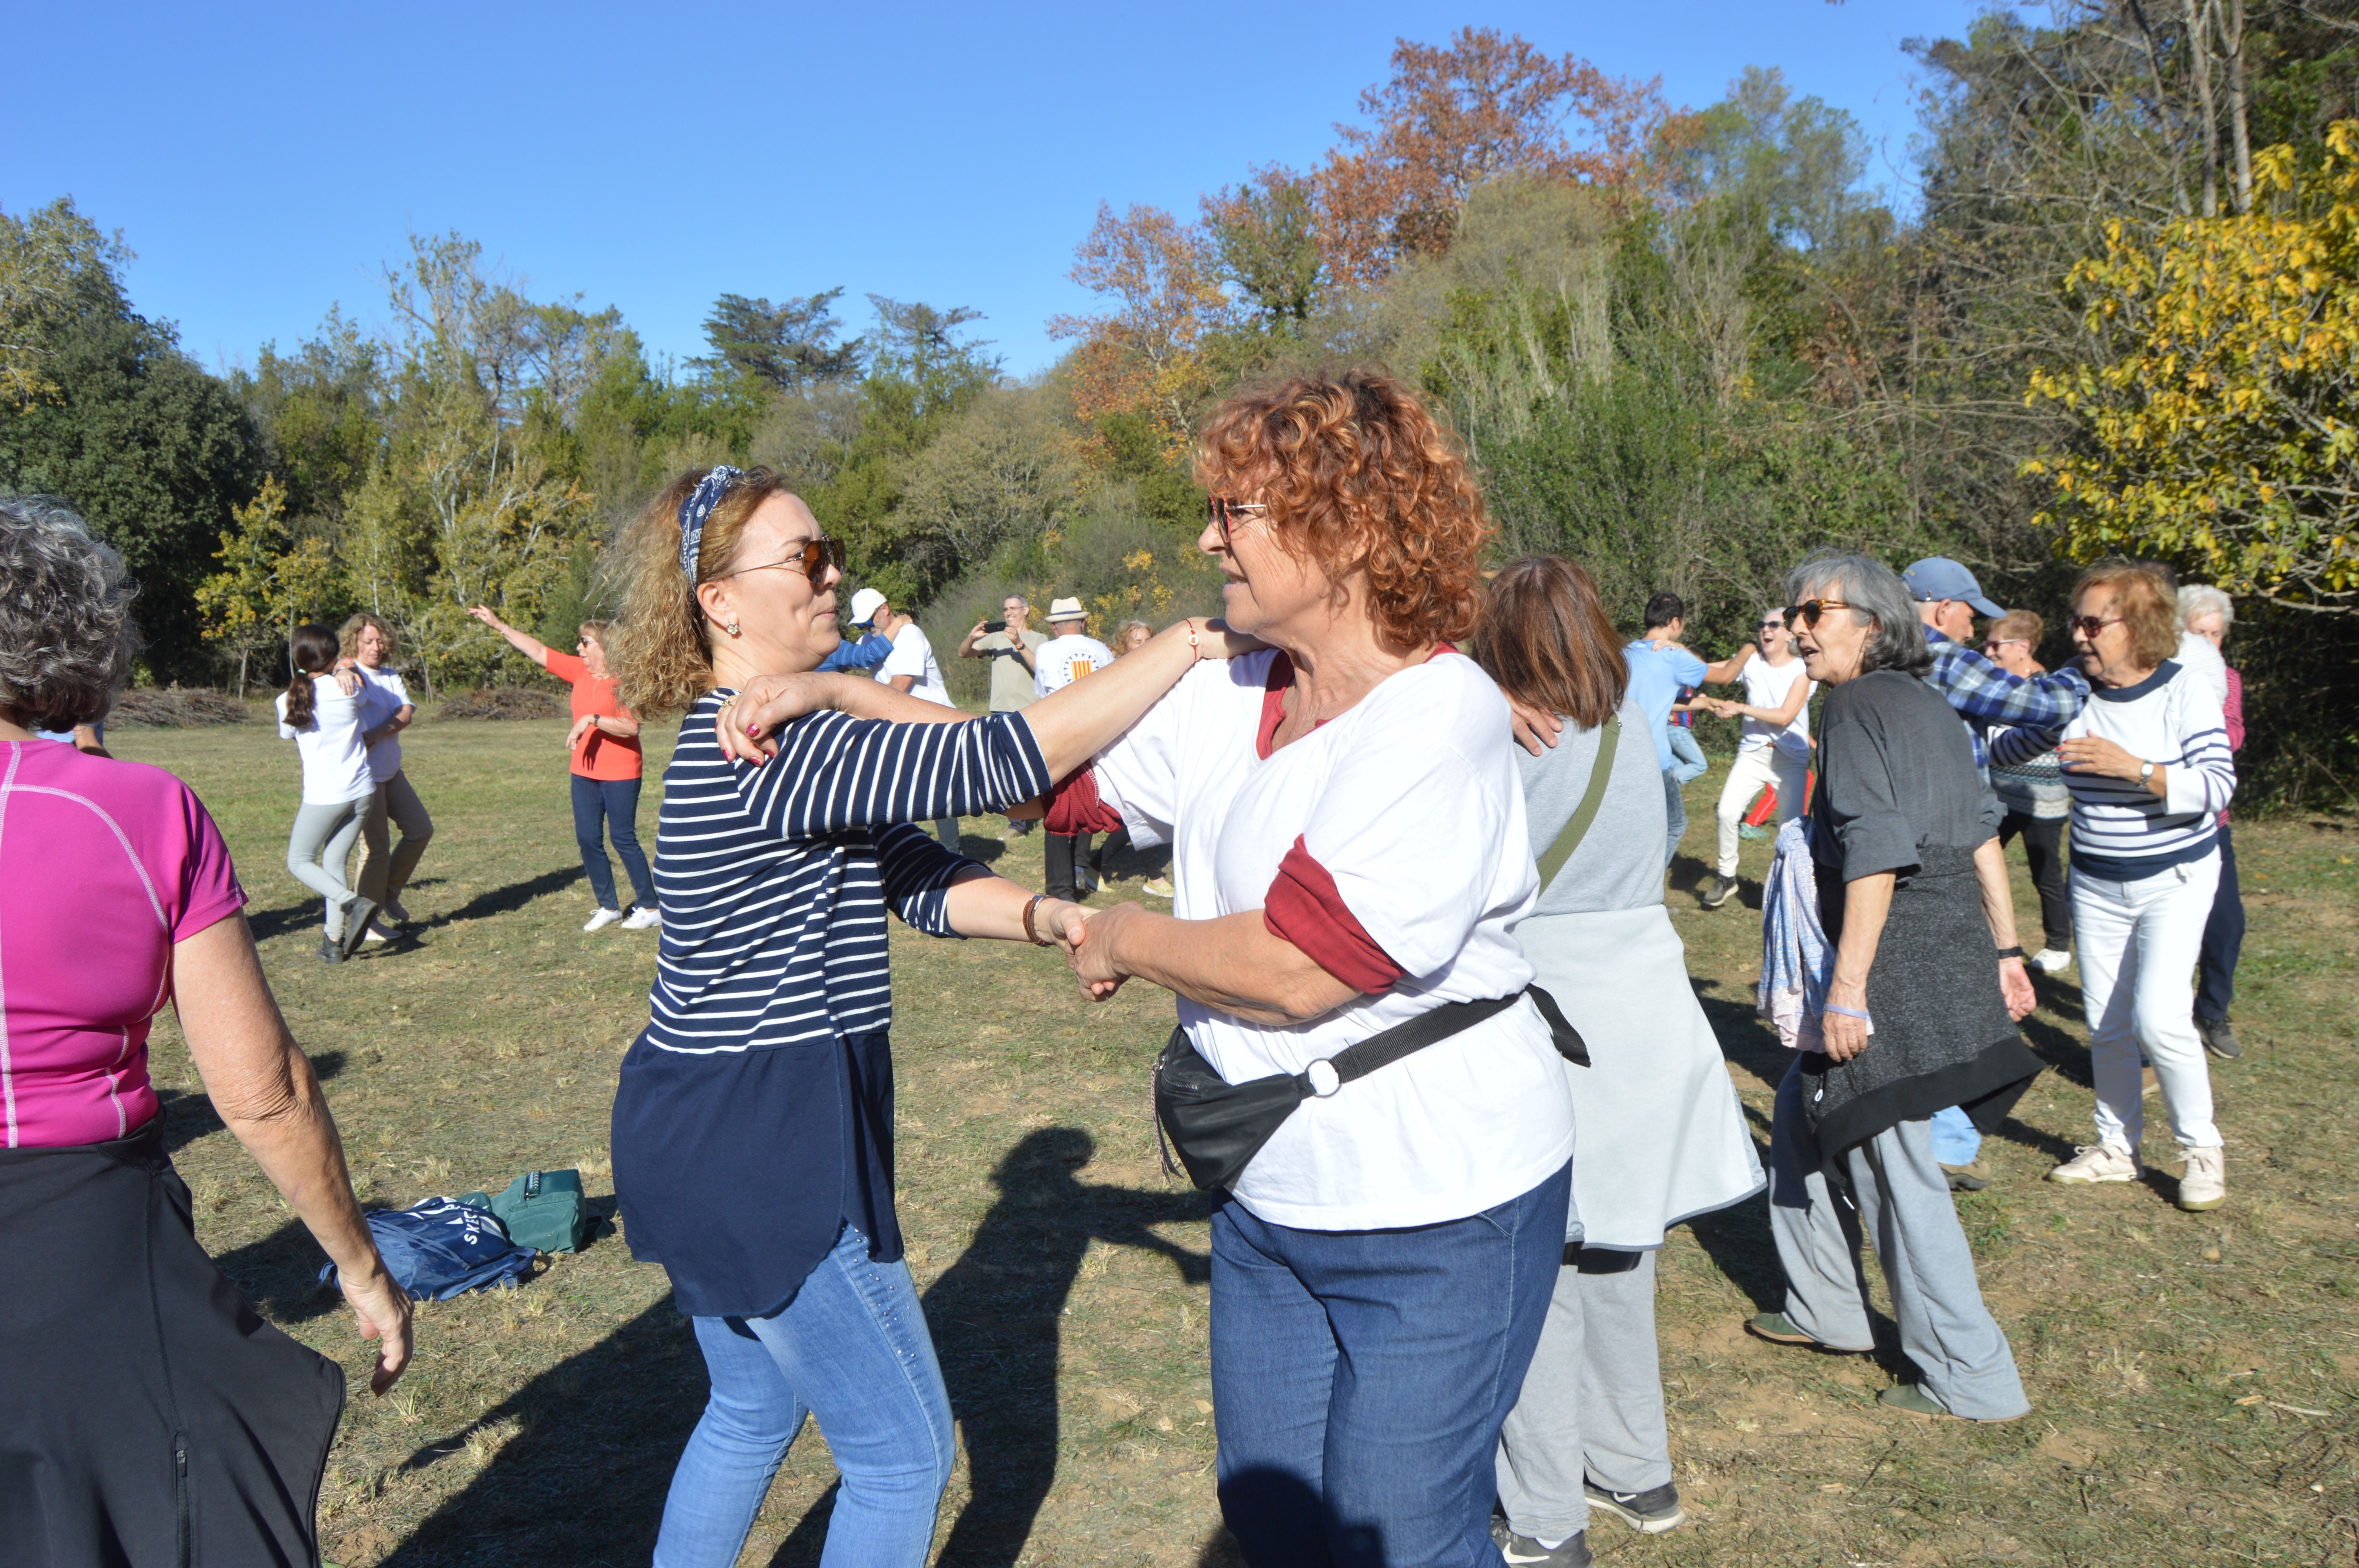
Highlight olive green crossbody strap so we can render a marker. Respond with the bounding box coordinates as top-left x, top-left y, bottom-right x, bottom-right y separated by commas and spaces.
1534, 713, 1620, 894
